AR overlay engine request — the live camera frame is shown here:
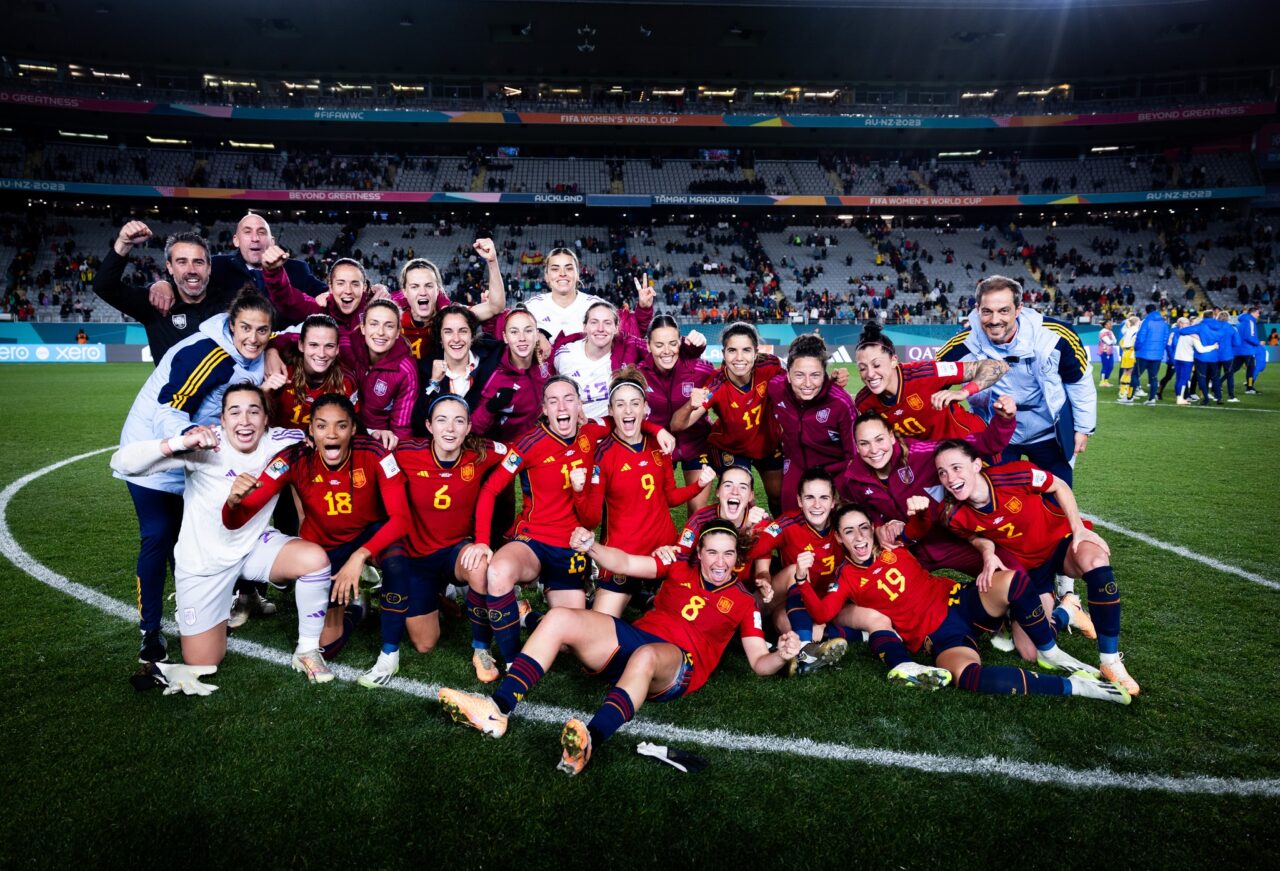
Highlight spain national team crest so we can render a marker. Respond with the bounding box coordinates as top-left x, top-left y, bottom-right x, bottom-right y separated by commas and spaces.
897, 466, 915, 485
352, 468, 367, 489
682, 382, 694, 397
651, 450, 664, 467
373, 378, 389, 397
755, 383, 766, 397
1005, 496, 1023, 514
577, 435, 591, 452
716, 596, 733, 614
461, 464, 475, 482
907, 393, 925, 411
171, 313, 187, 330
816, 408, 830, 423
880, 549, 897, 565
